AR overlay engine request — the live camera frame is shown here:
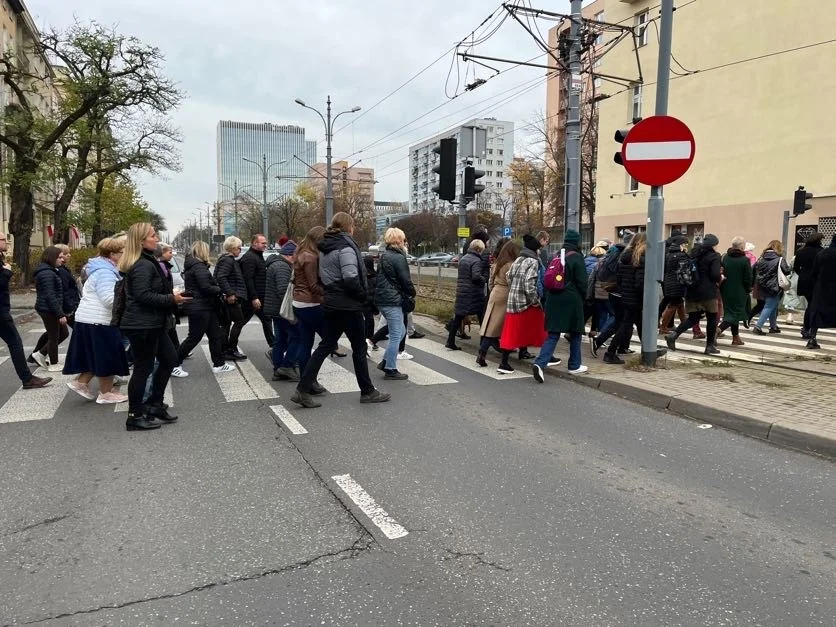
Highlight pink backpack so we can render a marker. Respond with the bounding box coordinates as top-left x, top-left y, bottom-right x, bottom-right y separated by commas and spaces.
543, 249, 576, 291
